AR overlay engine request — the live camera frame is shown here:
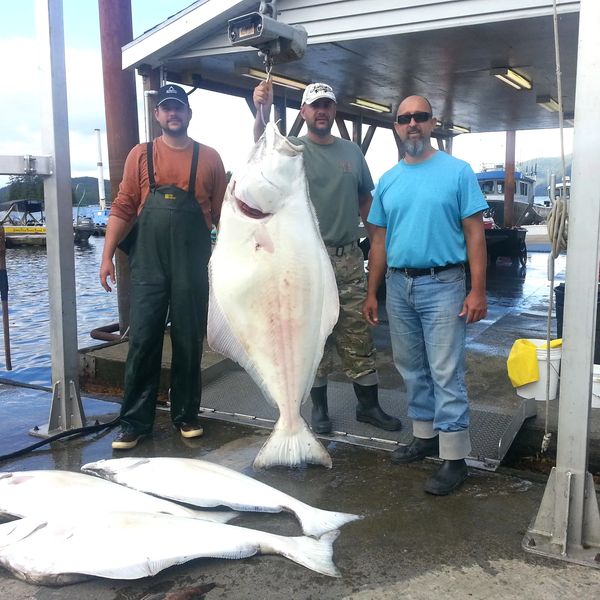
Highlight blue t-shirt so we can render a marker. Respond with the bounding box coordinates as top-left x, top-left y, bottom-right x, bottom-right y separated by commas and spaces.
368, 151, 488, 268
